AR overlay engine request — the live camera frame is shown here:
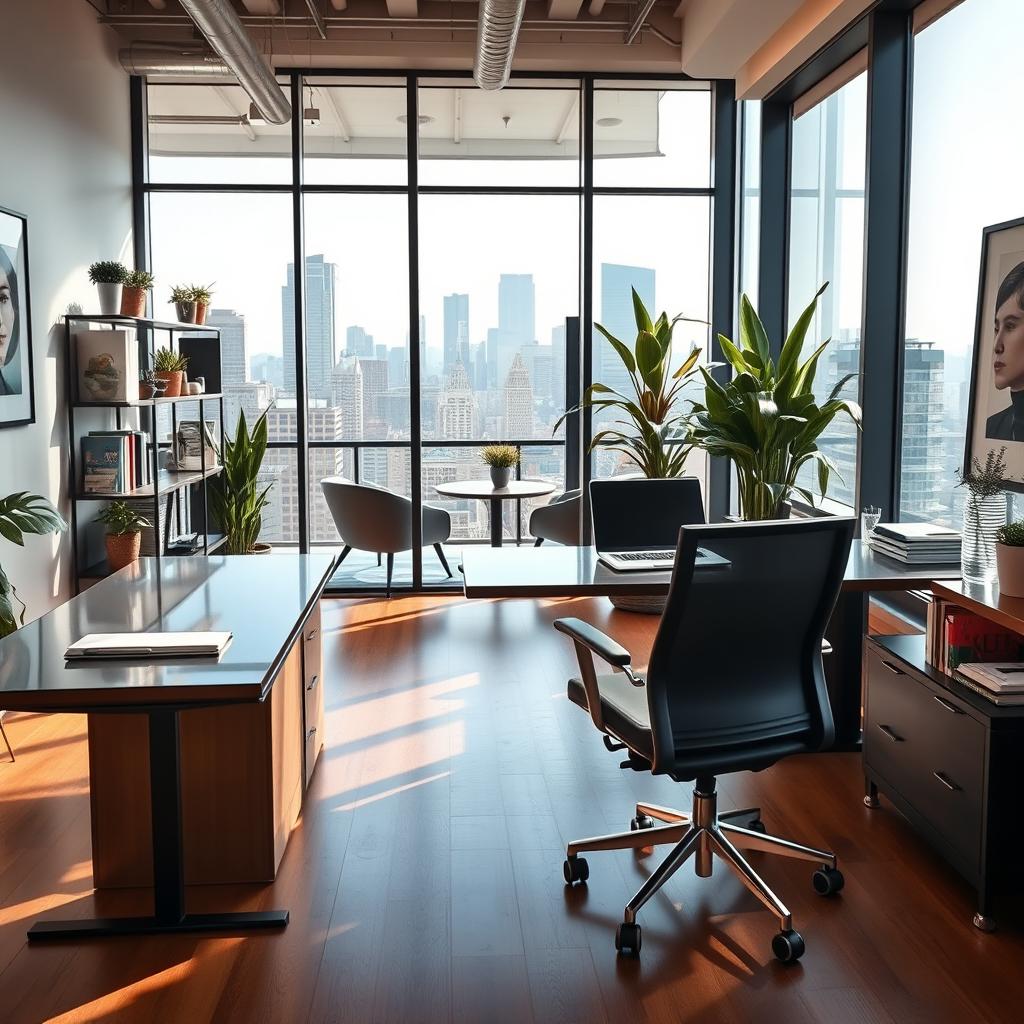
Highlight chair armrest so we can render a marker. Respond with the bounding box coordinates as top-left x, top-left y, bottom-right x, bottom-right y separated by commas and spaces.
554, 618, 631, 667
